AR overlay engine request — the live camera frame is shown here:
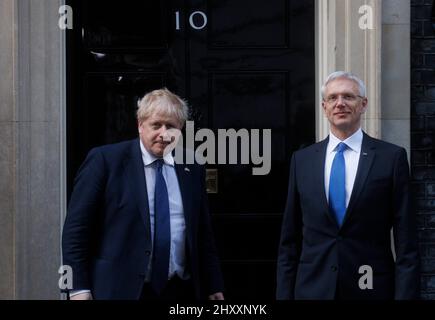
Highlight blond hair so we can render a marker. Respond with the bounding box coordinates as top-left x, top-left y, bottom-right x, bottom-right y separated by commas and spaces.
137, 88, 189, 126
